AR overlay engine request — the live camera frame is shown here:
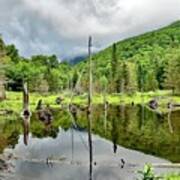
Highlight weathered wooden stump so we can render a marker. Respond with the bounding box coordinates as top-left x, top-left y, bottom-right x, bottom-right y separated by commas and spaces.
21, 83, 31, 146
55, 97, 64, 105
148, 99, 158, 109
37, 108, 53, 125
